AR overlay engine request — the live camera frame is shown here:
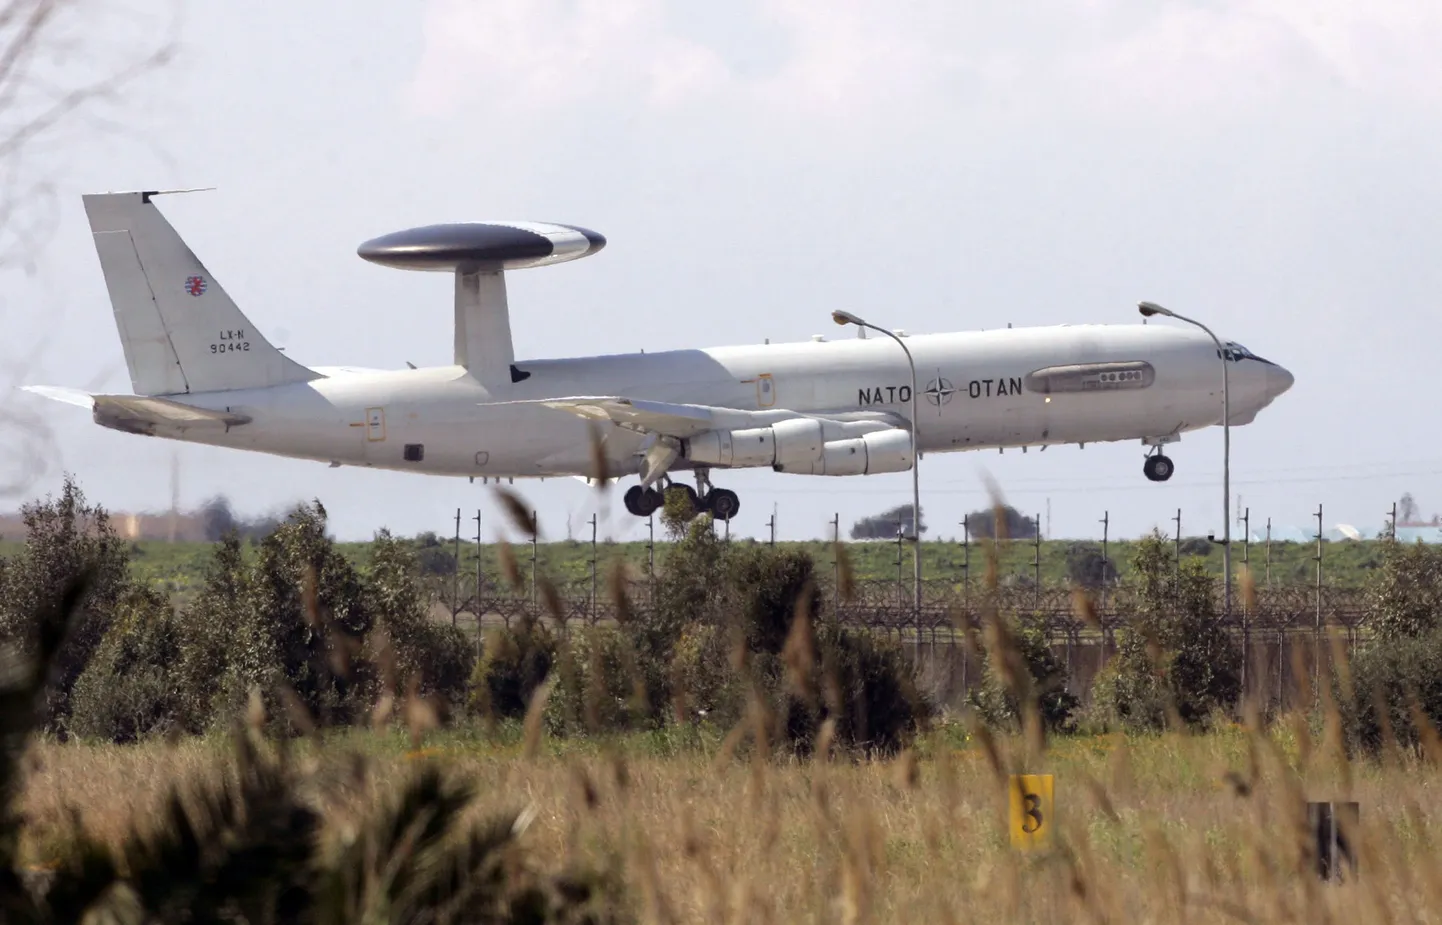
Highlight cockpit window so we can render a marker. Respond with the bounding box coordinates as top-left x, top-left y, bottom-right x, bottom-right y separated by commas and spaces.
1218, 342, 1254, 362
